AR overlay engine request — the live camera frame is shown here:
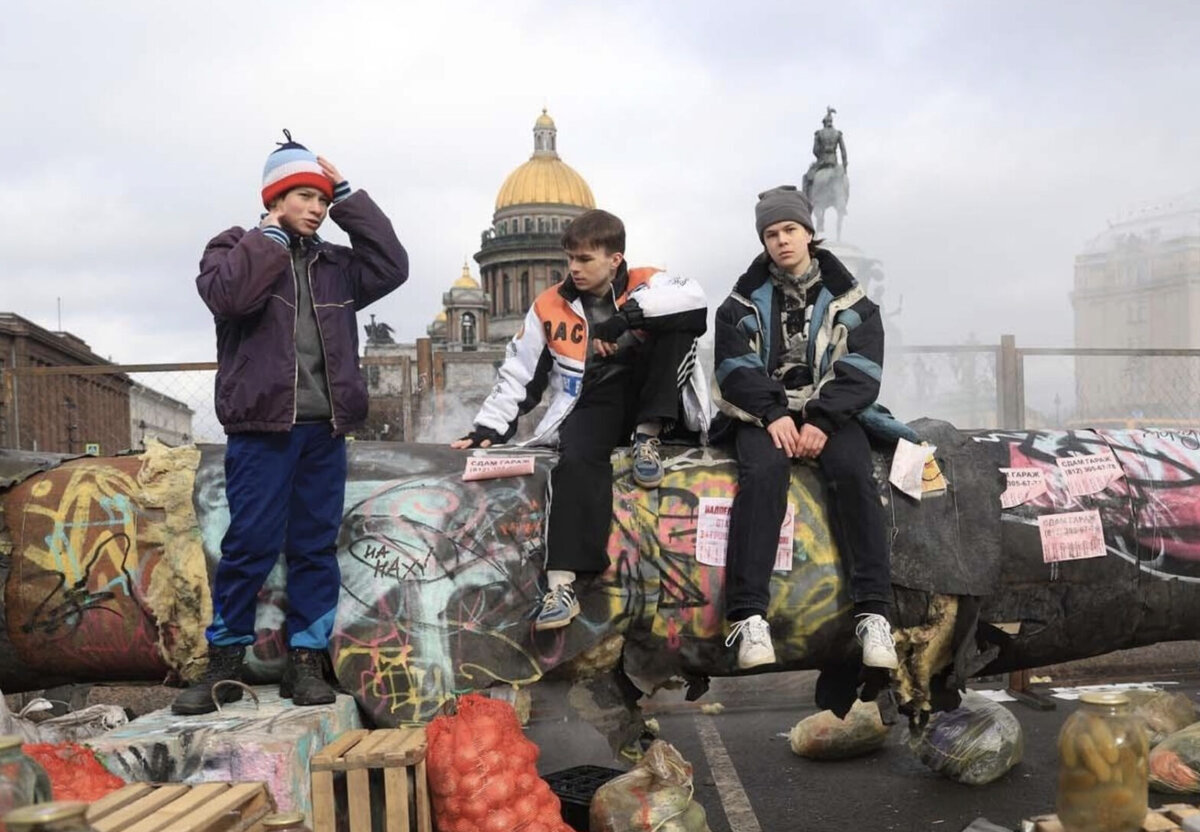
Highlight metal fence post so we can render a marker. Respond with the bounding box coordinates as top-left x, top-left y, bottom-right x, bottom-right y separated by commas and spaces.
997, 334, 1022, 428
